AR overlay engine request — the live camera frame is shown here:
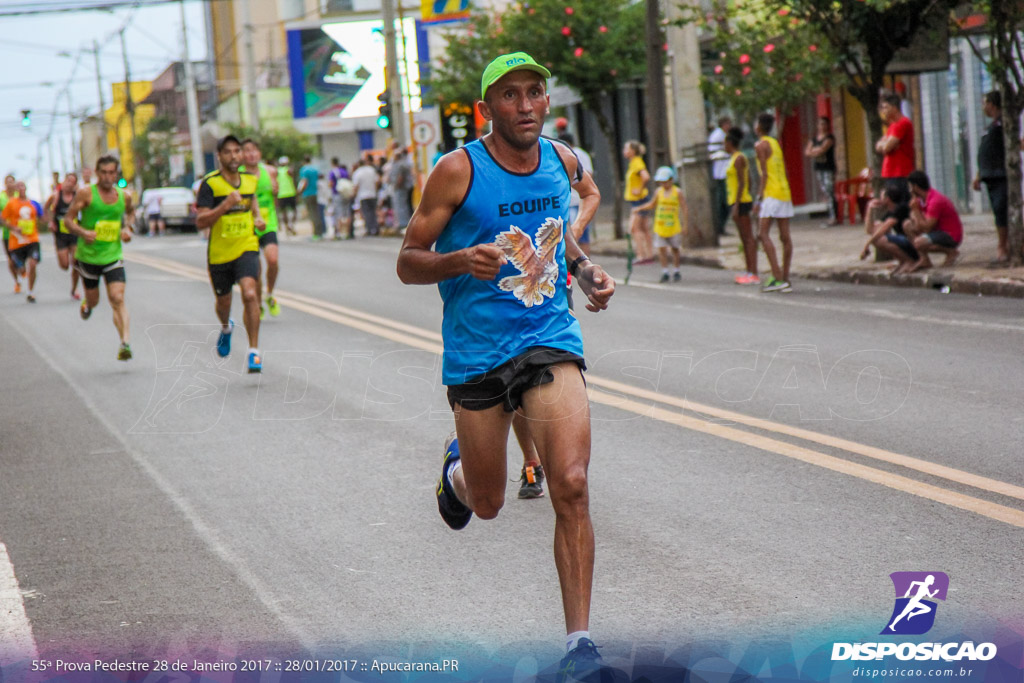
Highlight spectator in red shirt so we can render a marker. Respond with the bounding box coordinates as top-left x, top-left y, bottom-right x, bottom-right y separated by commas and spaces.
905, 170, 962, 273
875, 92, 915, 187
